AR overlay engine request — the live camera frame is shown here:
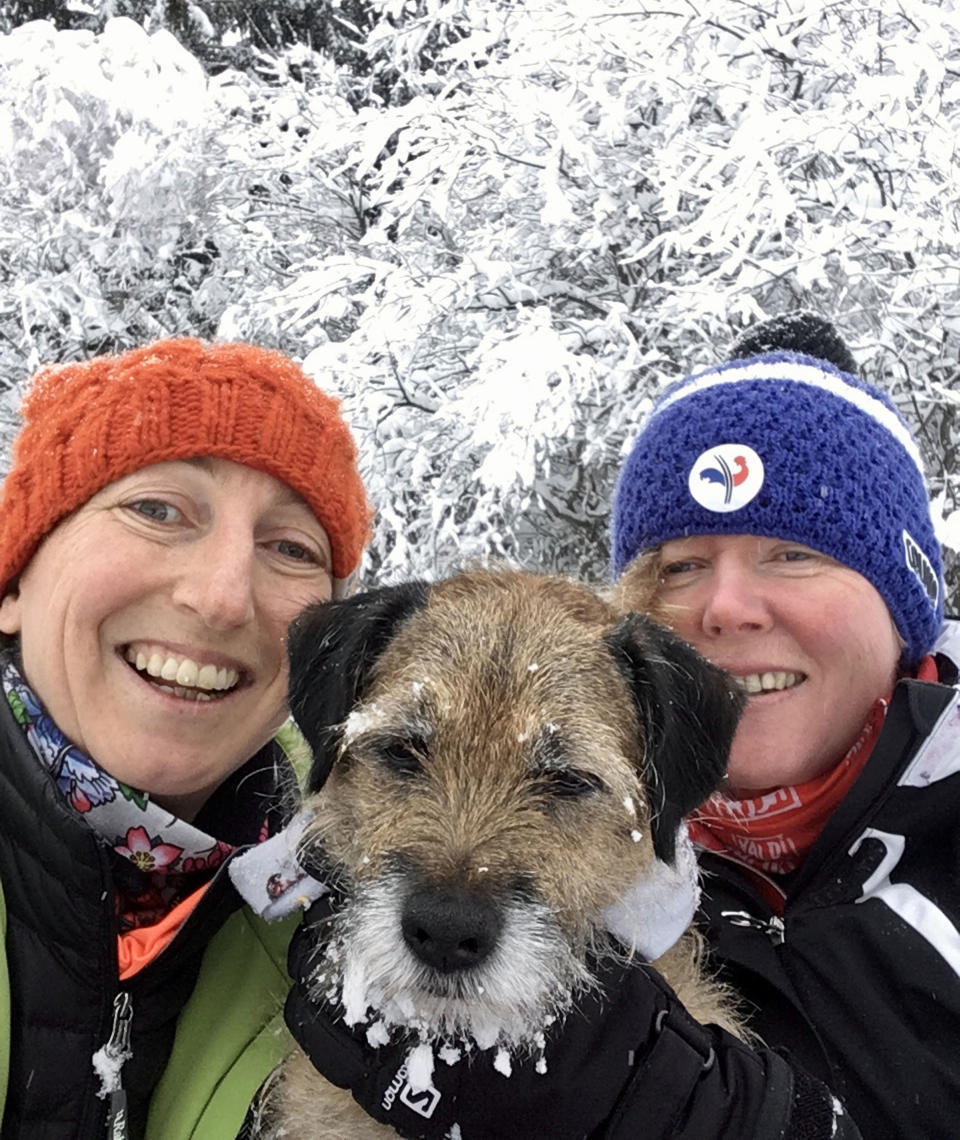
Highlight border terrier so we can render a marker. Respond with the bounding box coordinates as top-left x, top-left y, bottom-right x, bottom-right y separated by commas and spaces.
263, 568, 744, 1138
